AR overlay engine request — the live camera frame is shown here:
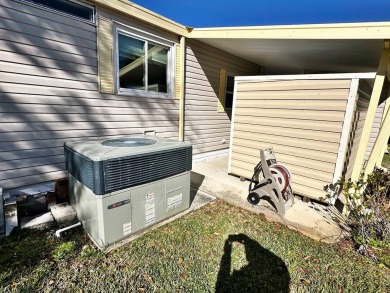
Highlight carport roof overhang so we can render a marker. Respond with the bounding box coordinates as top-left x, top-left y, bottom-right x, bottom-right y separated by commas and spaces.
188, 22, 390, 73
